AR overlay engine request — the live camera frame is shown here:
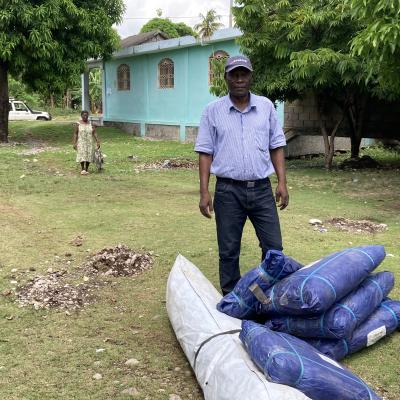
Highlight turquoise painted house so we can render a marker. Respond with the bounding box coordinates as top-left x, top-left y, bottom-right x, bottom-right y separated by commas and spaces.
84, 28, 284, 142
